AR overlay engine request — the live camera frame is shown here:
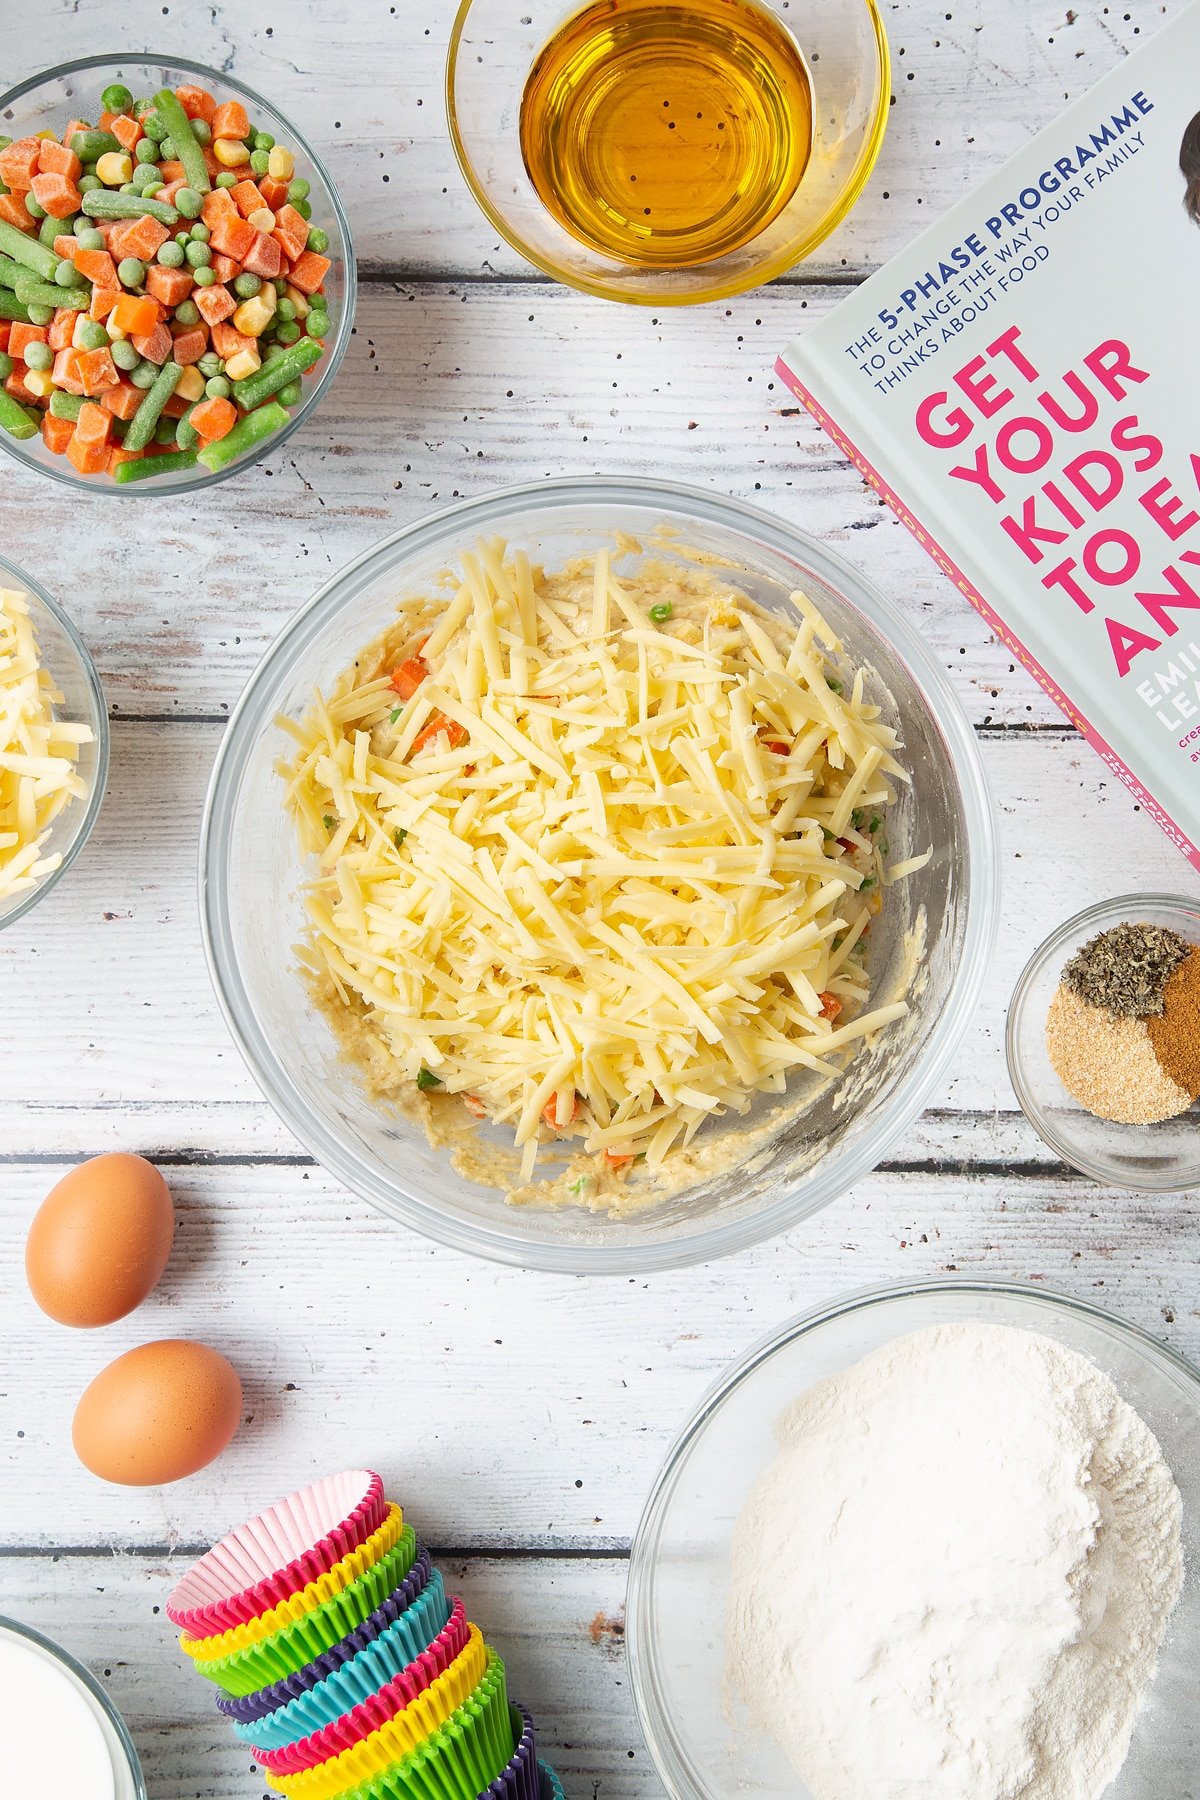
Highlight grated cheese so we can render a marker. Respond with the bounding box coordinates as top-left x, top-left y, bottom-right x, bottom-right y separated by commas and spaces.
0, 588, 93, 902
280, 547, 926, 1178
